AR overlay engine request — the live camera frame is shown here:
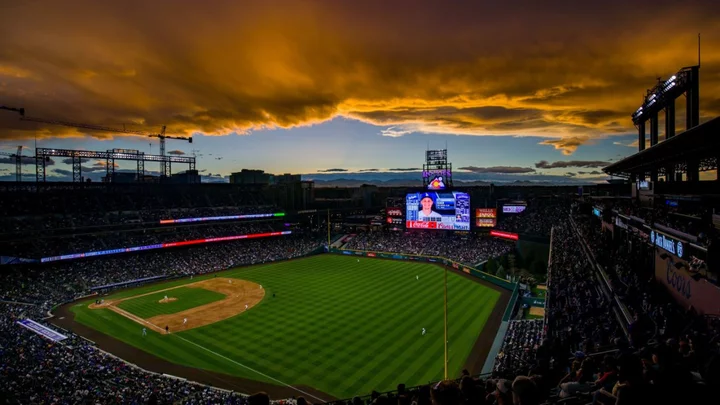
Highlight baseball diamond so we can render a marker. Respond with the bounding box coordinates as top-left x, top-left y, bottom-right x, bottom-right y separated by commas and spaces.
60, 255, 506, 399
